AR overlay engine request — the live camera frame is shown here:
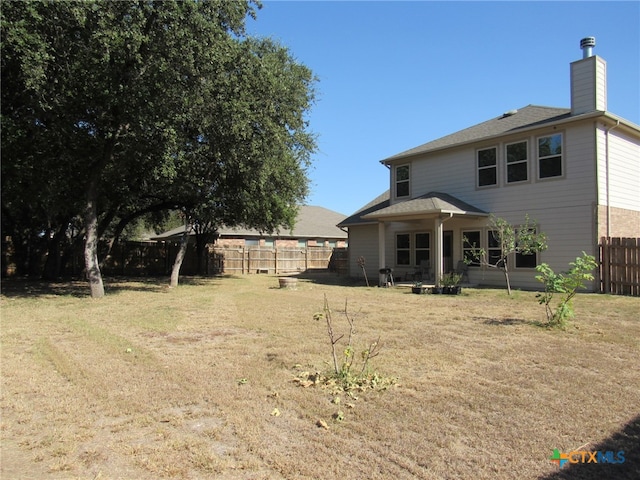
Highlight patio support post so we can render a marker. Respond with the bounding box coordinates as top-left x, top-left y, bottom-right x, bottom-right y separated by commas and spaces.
434, 217, 443, 285
378, 221, 386, 286
434, 213, 454, 284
